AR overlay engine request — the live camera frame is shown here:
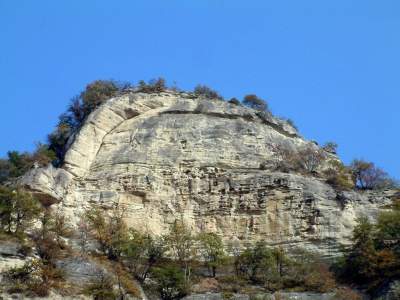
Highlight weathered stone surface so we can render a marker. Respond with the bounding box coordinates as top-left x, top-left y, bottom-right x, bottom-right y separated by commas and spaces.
19, 91, 395, 257
182, 292, 336, 300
